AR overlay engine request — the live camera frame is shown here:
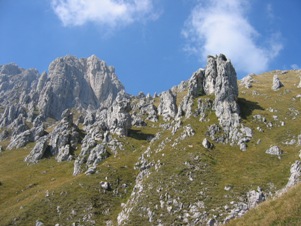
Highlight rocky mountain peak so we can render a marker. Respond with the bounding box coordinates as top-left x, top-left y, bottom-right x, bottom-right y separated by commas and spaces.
38, 55, 124, 119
